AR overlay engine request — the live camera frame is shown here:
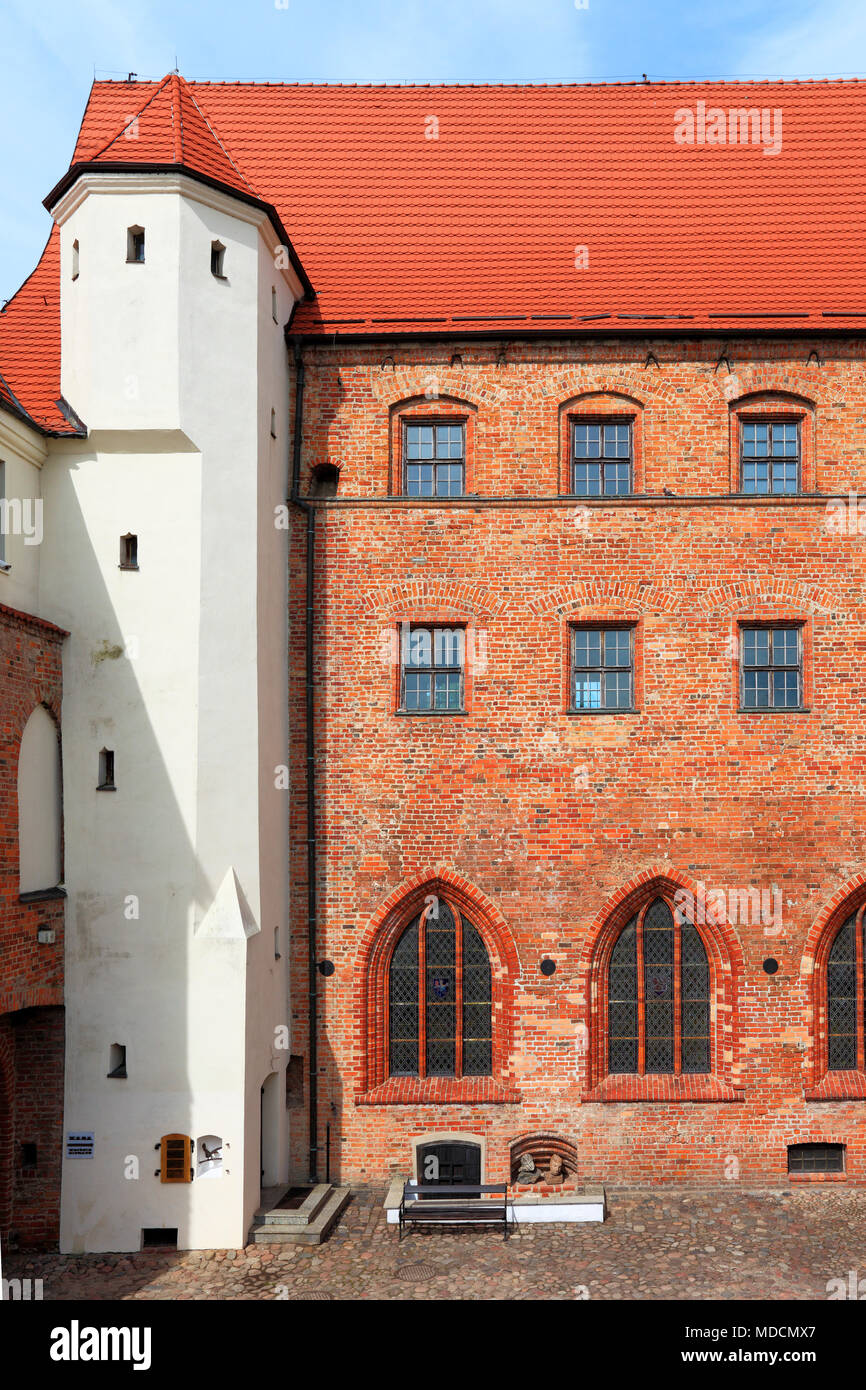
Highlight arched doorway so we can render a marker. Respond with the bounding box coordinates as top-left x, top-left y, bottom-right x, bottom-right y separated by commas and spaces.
416, 1139, 481, 1186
